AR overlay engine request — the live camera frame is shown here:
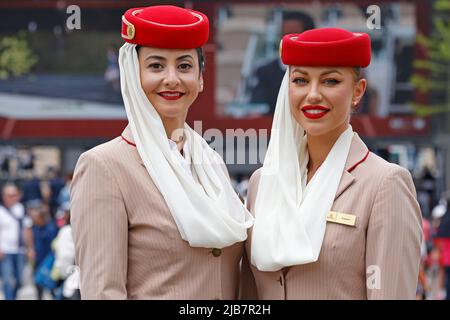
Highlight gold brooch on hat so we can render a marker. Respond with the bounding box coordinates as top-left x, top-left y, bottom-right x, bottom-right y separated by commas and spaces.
122, 15, 135, 40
